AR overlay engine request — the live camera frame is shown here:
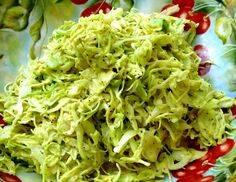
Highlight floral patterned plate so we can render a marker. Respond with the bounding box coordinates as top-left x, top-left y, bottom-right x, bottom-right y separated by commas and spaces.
0, 0, 235, 181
